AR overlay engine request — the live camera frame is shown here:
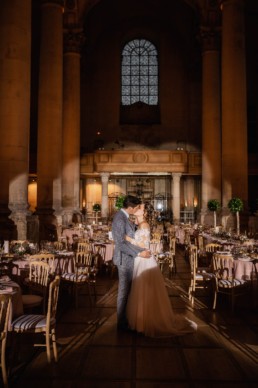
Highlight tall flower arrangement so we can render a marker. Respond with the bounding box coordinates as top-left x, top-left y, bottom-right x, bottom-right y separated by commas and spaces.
227, 197, 243, 235
207, 199, 220, 228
